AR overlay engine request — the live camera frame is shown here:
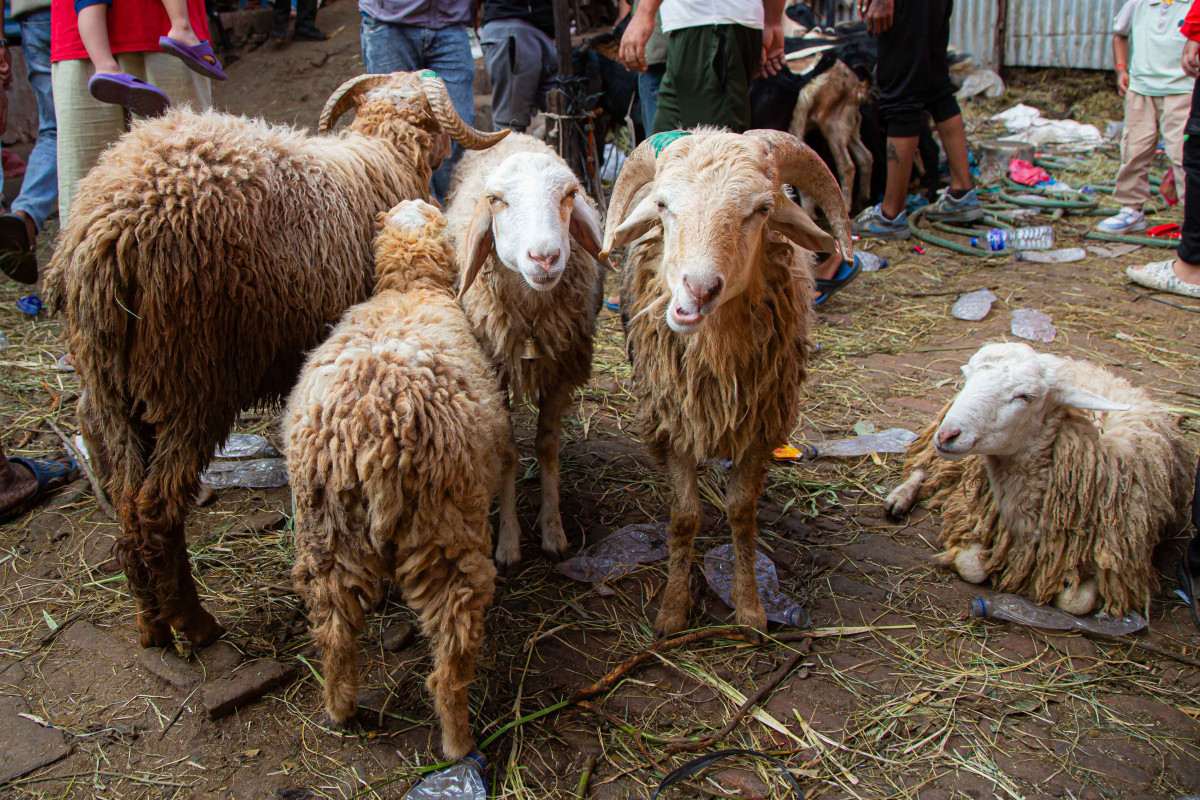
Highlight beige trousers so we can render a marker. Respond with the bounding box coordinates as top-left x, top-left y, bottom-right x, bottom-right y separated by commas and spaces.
1113, 91, 1189, 209
51, 53, 212, 226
